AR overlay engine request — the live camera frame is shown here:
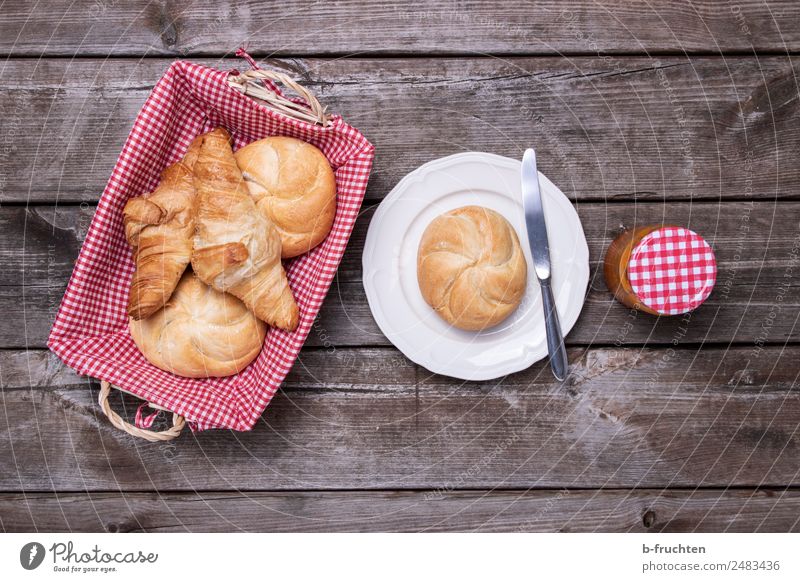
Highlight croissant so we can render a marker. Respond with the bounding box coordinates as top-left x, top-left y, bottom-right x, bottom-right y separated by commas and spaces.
123, 134, 204, 320
191, 128, 299, 331
417, 206, 527, 330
